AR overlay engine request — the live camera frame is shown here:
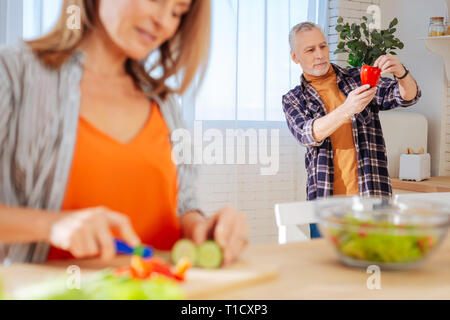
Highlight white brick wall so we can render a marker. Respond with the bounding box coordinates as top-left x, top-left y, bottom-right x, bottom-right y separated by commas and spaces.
328, 0, 381, 67
196, 126, 307, 245
443, 58, 449, 168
